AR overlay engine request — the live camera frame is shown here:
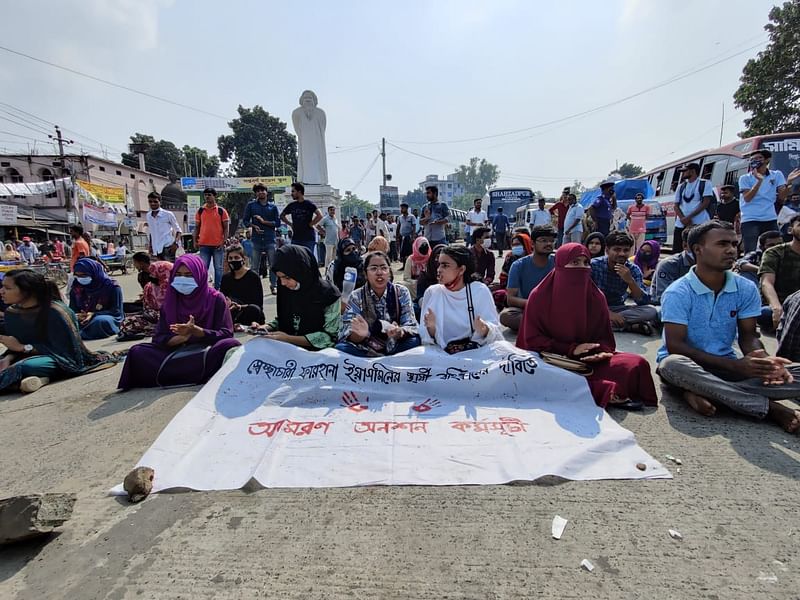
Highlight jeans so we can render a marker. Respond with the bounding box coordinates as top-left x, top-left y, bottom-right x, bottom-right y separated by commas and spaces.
657, 354, 800, 418
741, 220, 778, 254
335, 335, 422, 357
565, 231, 583, 244
499, 307, 523, 331
251, 241, 276, 288
198, 245, 224, 289
595, 219, 610, 236
555, 229, 564, 248
758, 305, 777, 332
609, 304, 658, 330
